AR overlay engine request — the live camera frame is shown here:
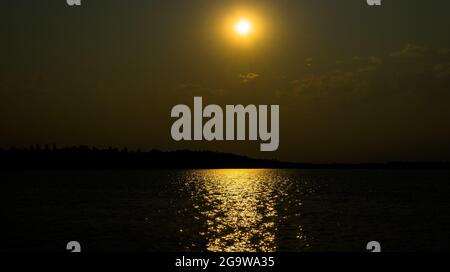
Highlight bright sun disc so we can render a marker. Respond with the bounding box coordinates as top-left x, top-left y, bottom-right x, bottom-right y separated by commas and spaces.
235, 19, 252, 36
